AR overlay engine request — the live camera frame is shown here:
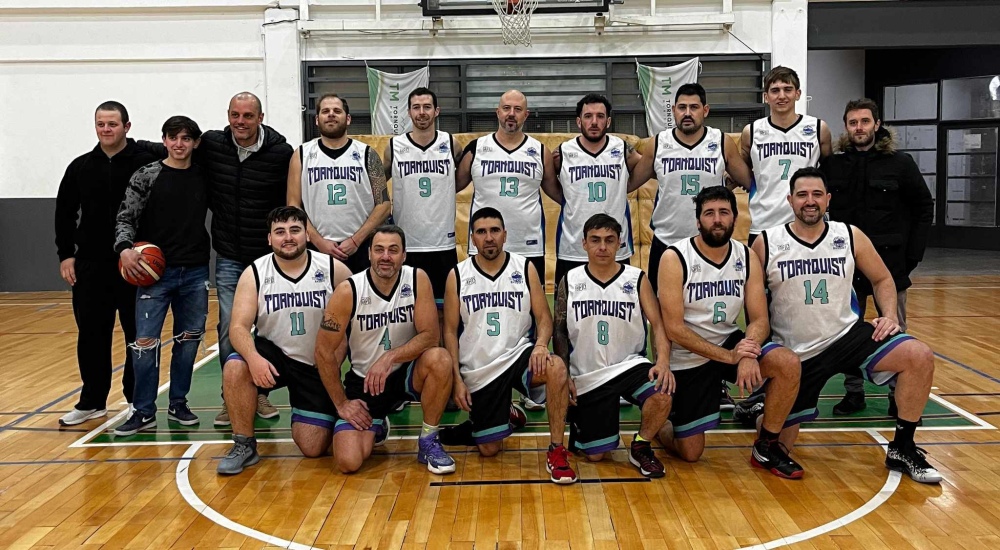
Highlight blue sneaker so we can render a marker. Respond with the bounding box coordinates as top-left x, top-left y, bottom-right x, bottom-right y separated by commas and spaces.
417, 434, 456, 474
